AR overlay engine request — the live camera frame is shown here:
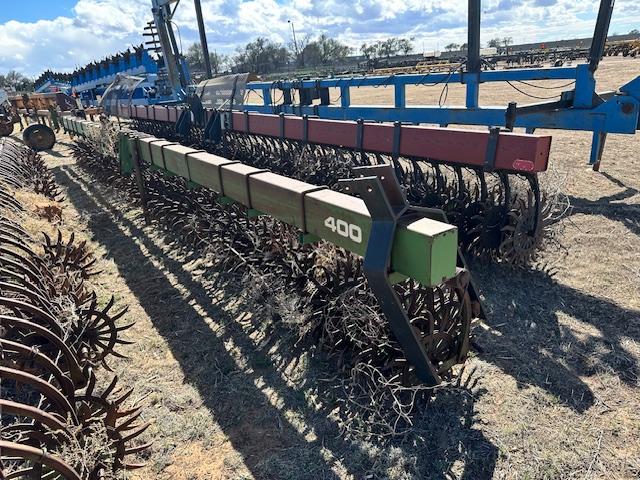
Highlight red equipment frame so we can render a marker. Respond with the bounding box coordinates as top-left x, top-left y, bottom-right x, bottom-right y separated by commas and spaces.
123, 104, 552, 173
